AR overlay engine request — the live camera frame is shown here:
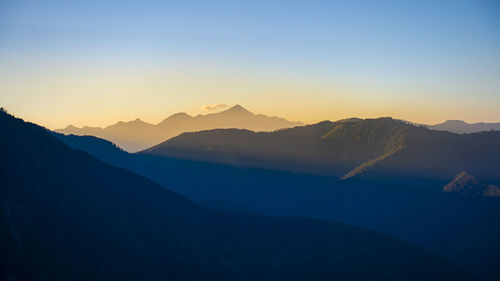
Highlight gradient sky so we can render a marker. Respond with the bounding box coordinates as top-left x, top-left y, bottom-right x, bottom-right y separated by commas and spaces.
1, 0, 500, 129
